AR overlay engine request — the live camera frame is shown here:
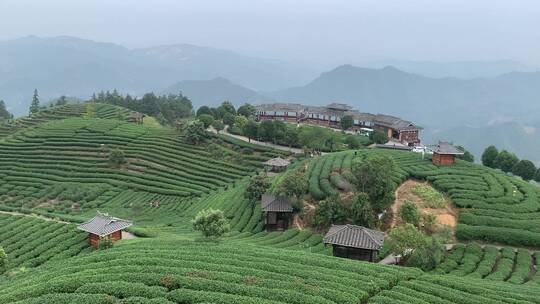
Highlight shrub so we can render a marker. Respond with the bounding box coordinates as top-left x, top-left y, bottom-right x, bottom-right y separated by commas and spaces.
399, 201, 421, 226
192, 209, 230, 238
109, 149, 126, 167
98, 238, 114, 250
0, 246, 7, 270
